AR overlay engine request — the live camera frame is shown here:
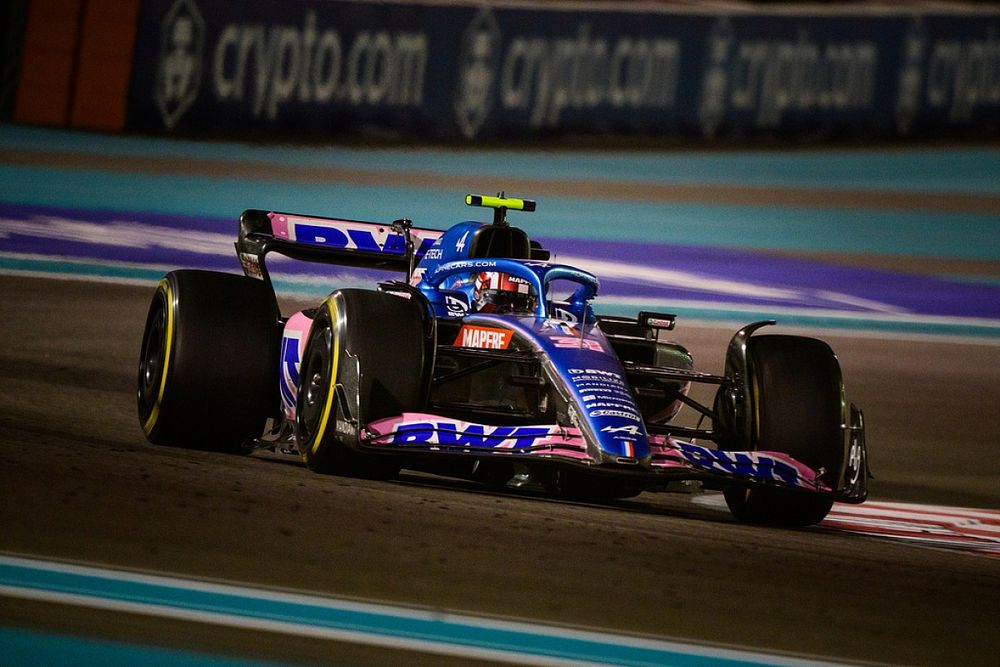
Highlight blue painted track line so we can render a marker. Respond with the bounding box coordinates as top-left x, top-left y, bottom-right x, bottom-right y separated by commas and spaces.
0, 555, 833, 667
